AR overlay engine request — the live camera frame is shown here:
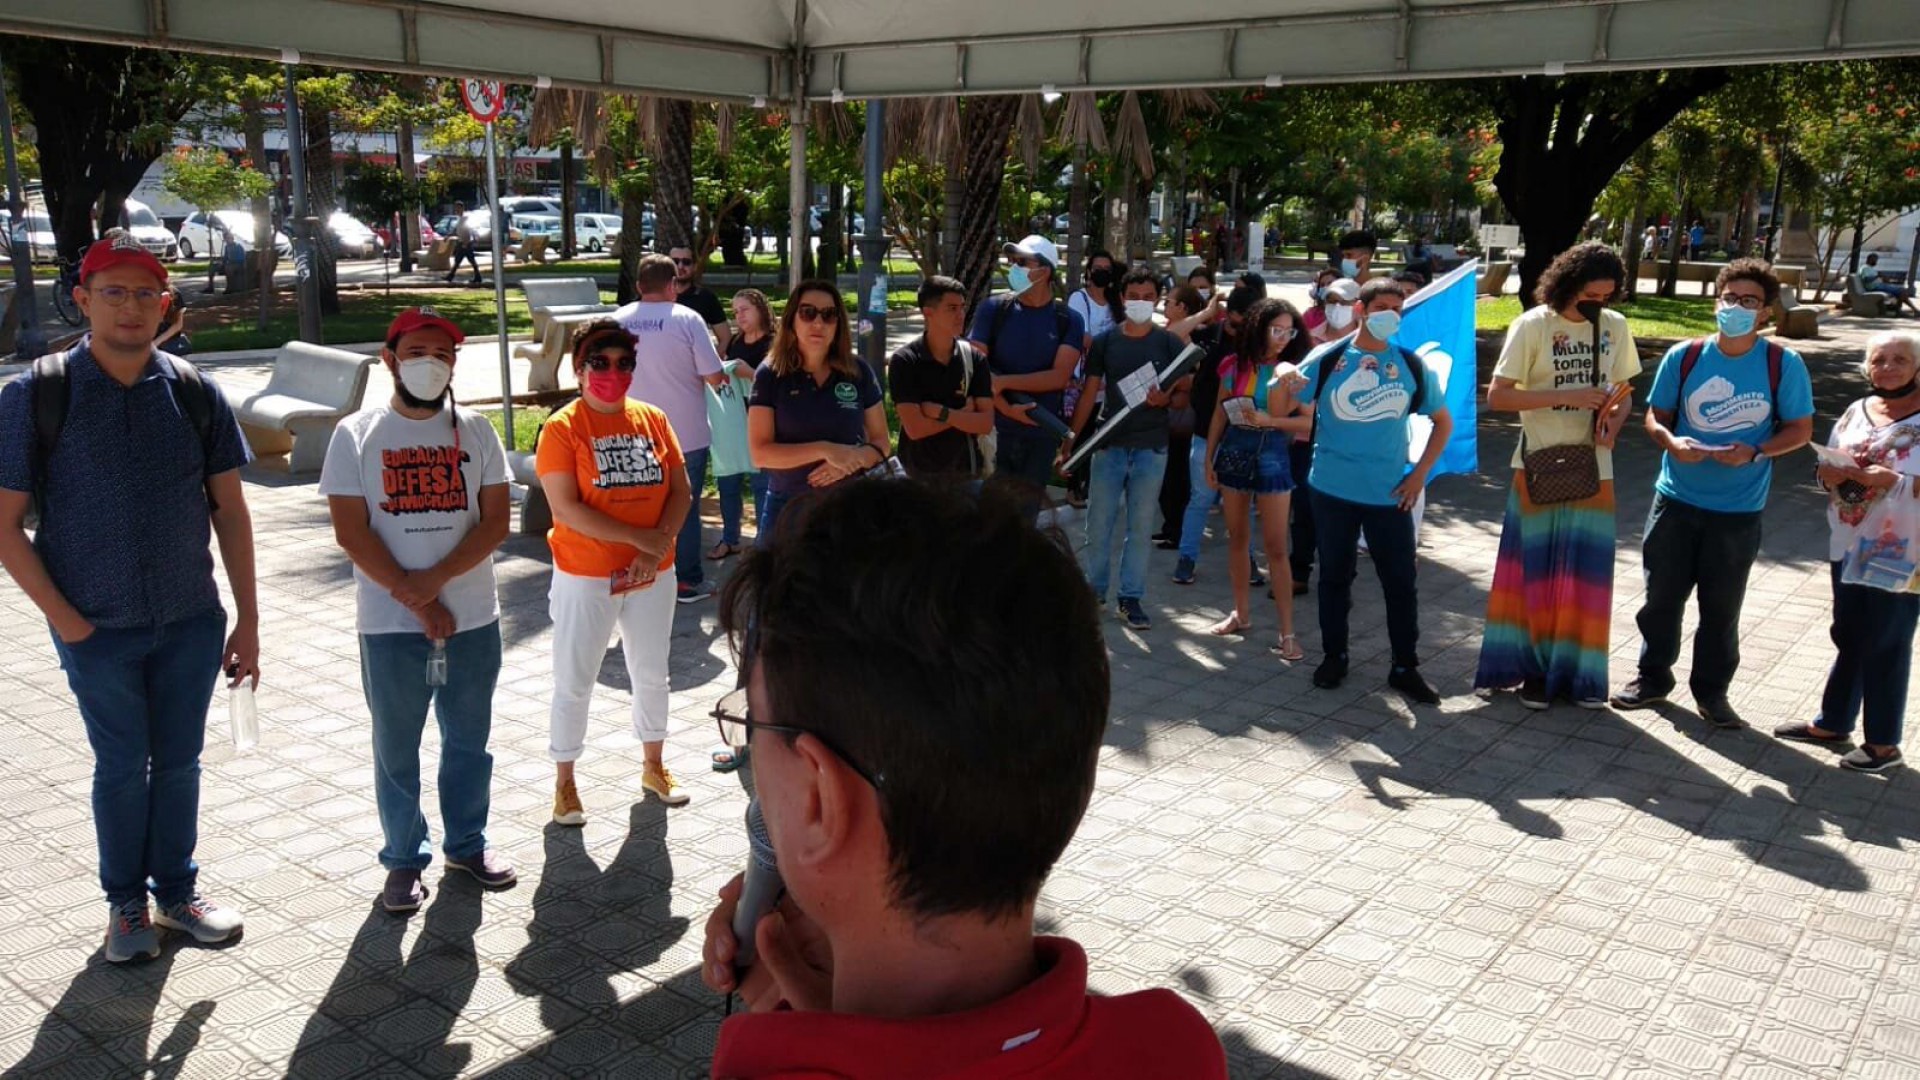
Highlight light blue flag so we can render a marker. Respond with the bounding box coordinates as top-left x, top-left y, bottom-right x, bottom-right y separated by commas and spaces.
1396, 259, 1480, 480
